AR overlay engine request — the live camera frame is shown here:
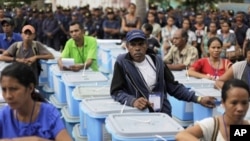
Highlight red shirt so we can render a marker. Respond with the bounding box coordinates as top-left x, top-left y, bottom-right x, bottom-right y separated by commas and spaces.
191, 58, 231, 77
